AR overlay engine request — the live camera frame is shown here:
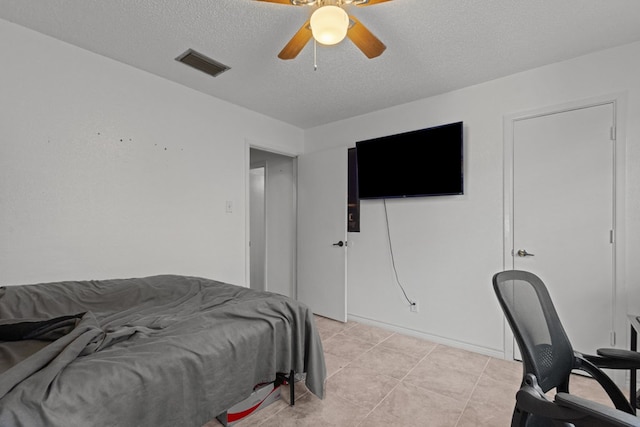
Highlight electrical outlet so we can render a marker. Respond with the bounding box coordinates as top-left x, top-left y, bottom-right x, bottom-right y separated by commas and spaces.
225, 200, 233, 213
410, 301, 419, 313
